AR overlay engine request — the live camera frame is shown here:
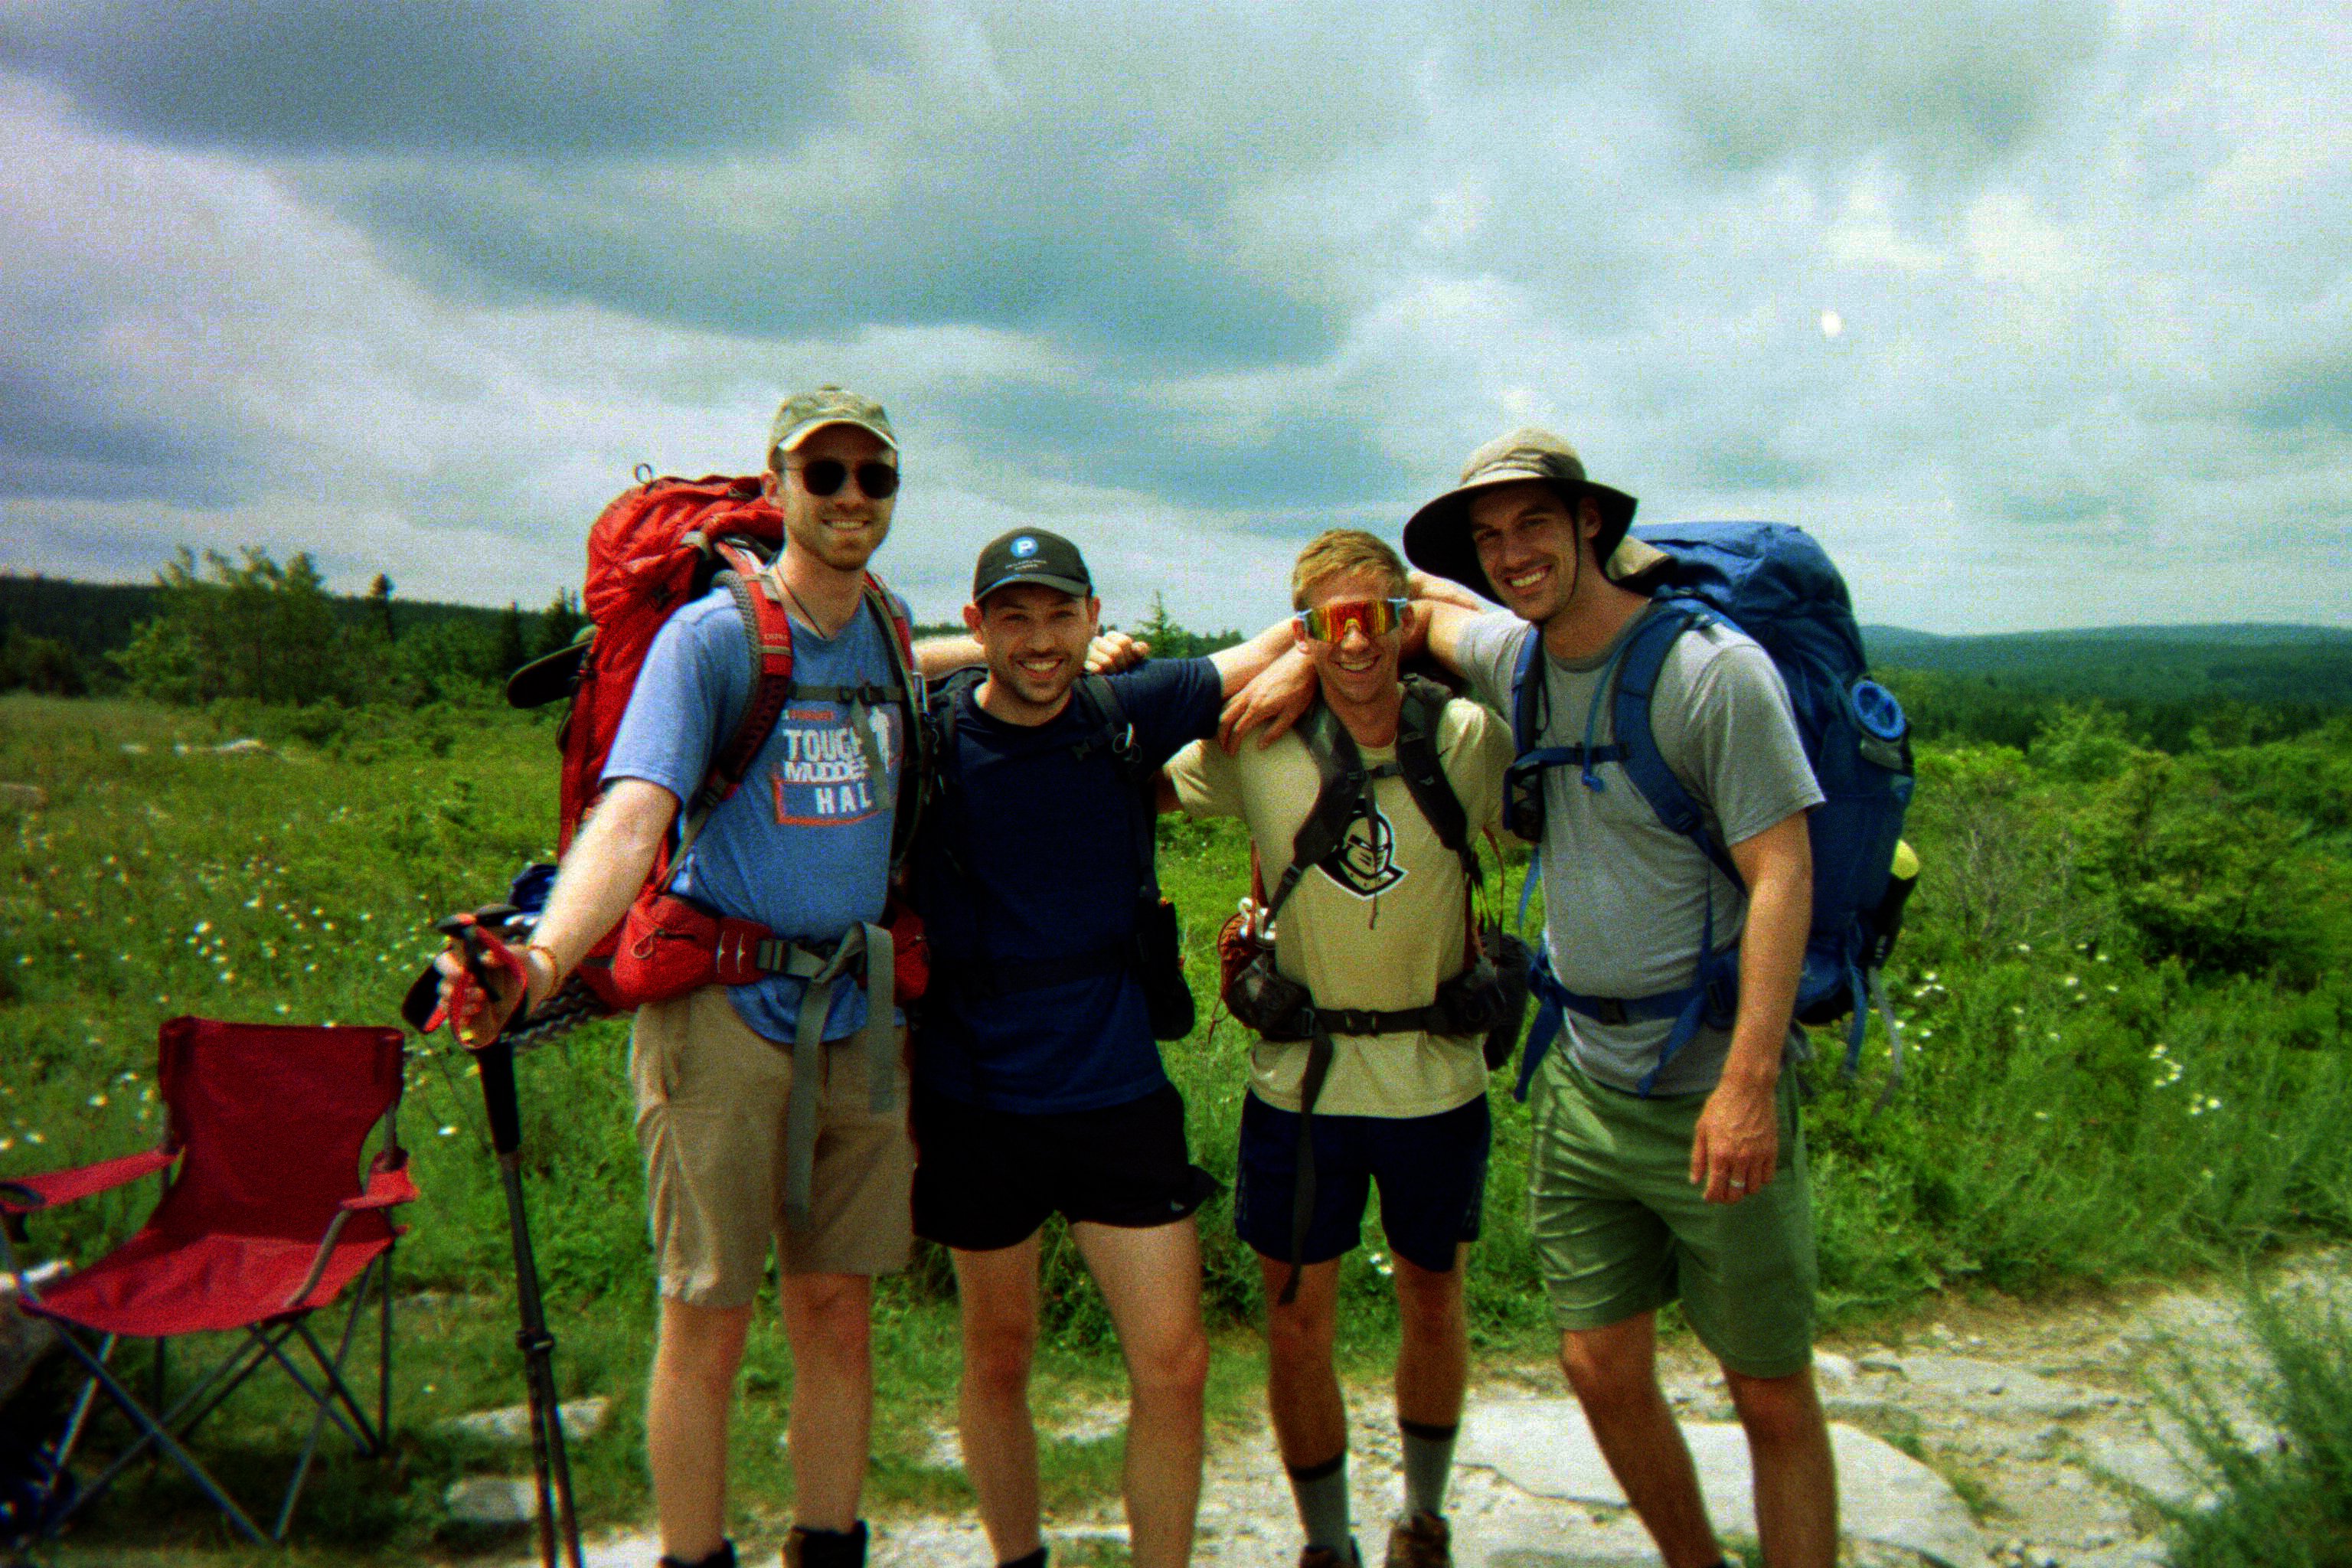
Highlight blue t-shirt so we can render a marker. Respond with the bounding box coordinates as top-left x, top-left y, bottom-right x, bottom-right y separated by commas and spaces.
603, 583, 911, 1044
913, 658, 1223, 1114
